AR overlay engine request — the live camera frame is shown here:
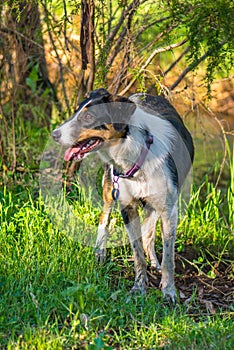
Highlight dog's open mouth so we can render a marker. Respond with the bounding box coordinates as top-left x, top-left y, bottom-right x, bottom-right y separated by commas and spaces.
64, 137, 103, 161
